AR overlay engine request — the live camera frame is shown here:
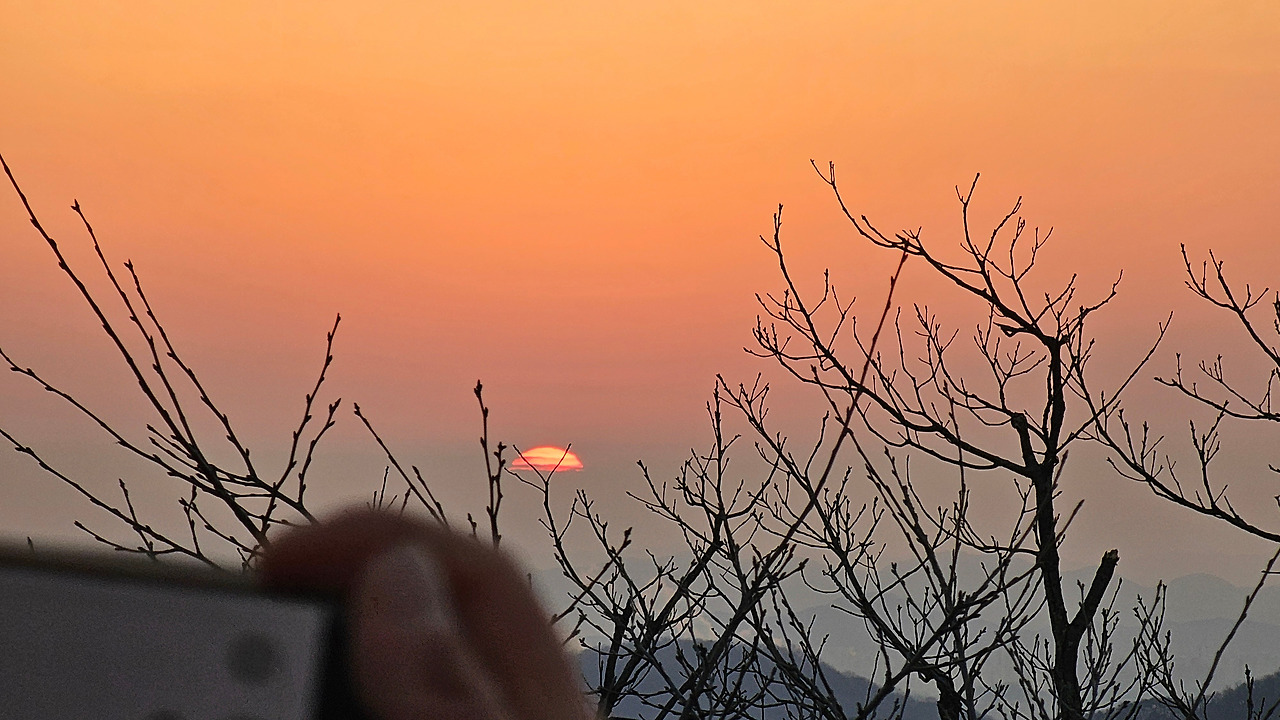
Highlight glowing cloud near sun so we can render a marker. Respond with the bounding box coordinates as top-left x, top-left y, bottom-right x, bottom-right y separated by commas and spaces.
511, 446, 583, 472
